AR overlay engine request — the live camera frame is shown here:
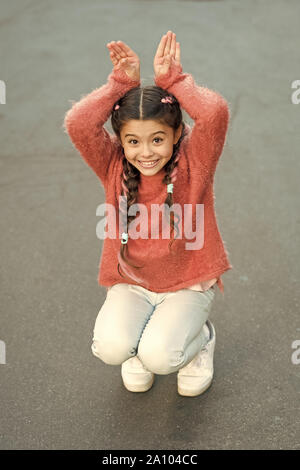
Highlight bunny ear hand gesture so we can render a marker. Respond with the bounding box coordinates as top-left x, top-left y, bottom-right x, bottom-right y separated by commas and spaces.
154, 31, 182, 79
107, 40, 140, 82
